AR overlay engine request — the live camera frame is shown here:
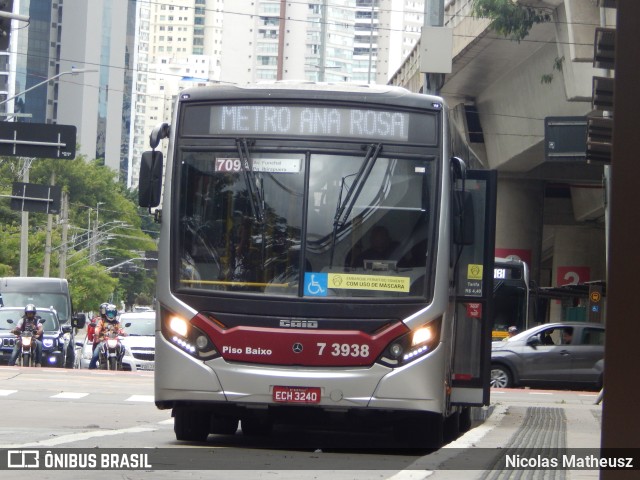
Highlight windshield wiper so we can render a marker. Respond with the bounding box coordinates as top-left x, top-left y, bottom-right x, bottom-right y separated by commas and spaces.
329, 143, 383, 266
235, 138, 265, 224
